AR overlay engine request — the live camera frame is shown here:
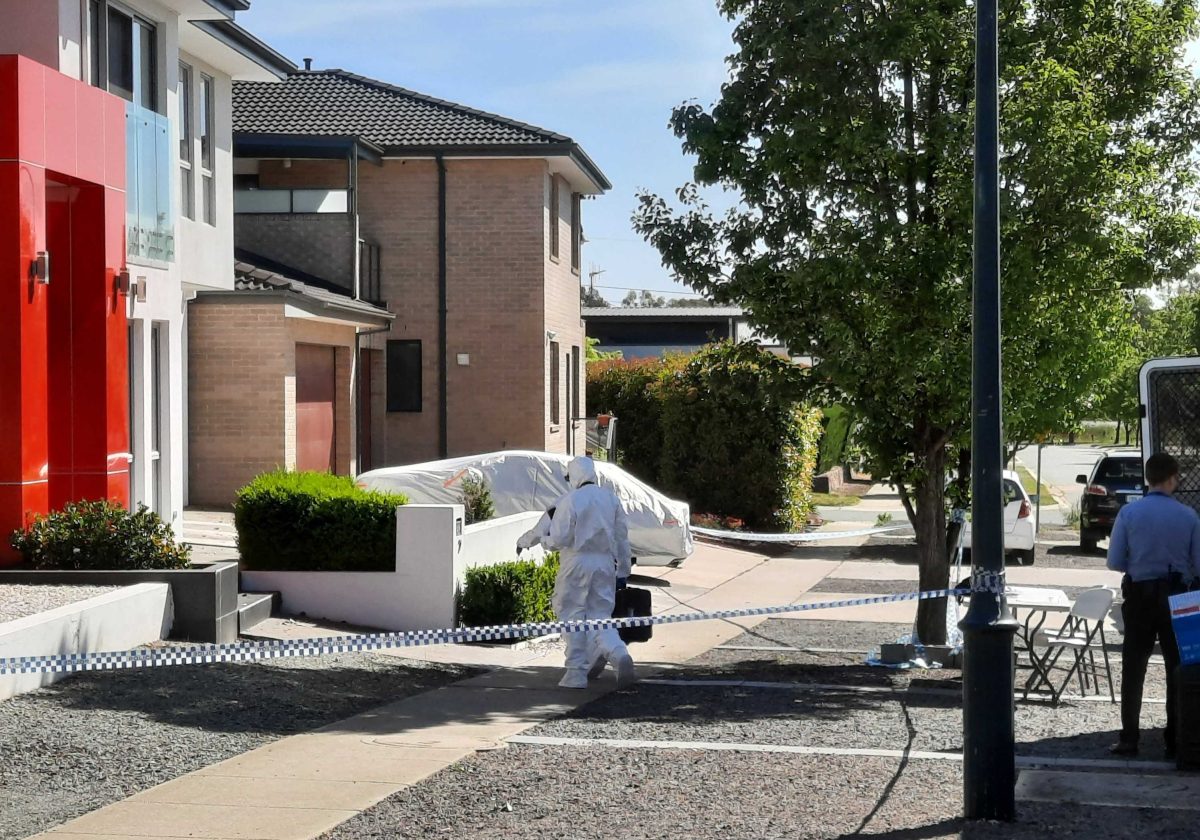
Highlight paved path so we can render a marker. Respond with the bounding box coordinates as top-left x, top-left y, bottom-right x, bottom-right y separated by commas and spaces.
33, 523, 1124, 839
